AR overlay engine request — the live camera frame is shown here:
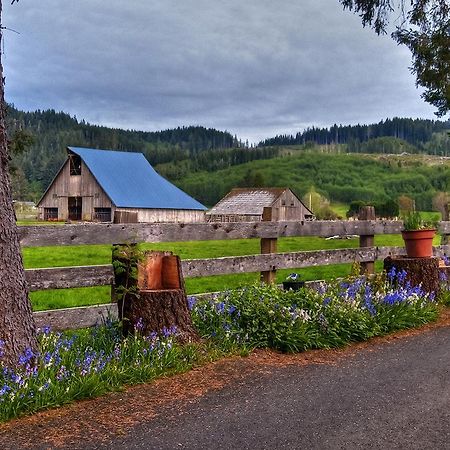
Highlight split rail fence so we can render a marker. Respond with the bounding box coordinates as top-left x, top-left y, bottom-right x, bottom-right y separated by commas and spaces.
20, 209, 450, 330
